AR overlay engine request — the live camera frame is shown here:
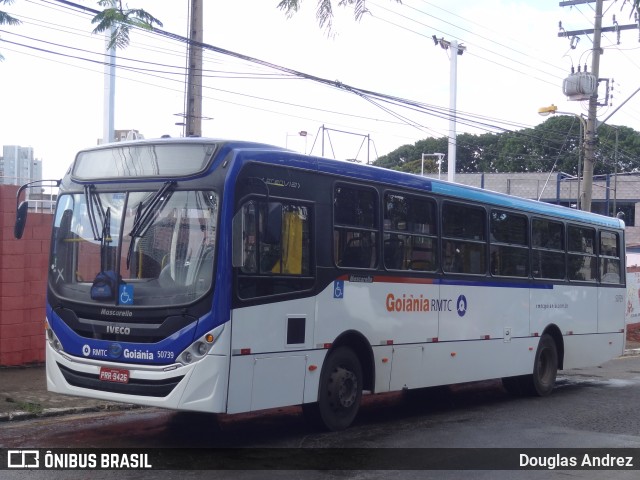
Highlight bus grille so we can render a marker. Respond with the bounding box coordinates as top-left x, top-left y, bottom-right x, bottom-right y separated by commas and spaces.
57, 363, 184, 398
